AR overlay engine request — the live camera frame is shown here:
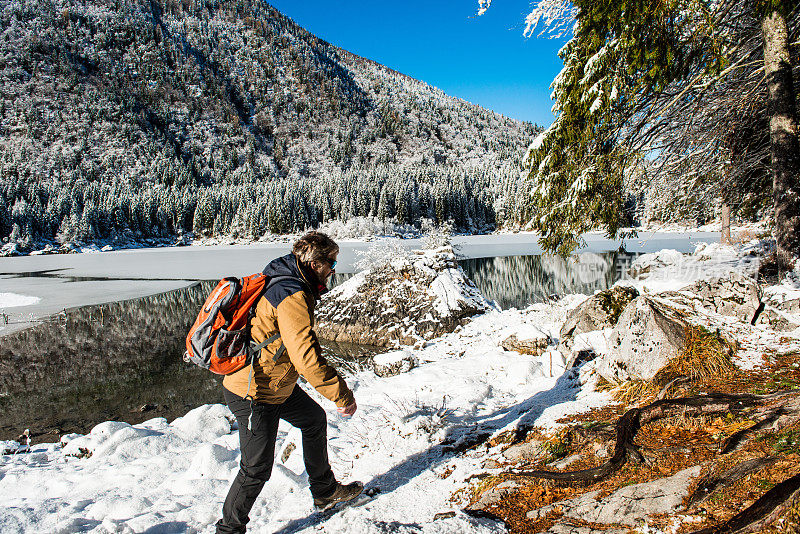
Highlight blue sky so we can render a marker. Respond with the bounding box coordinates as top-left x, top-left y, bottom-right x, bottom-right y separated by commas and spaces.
267, 1, 568, 127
